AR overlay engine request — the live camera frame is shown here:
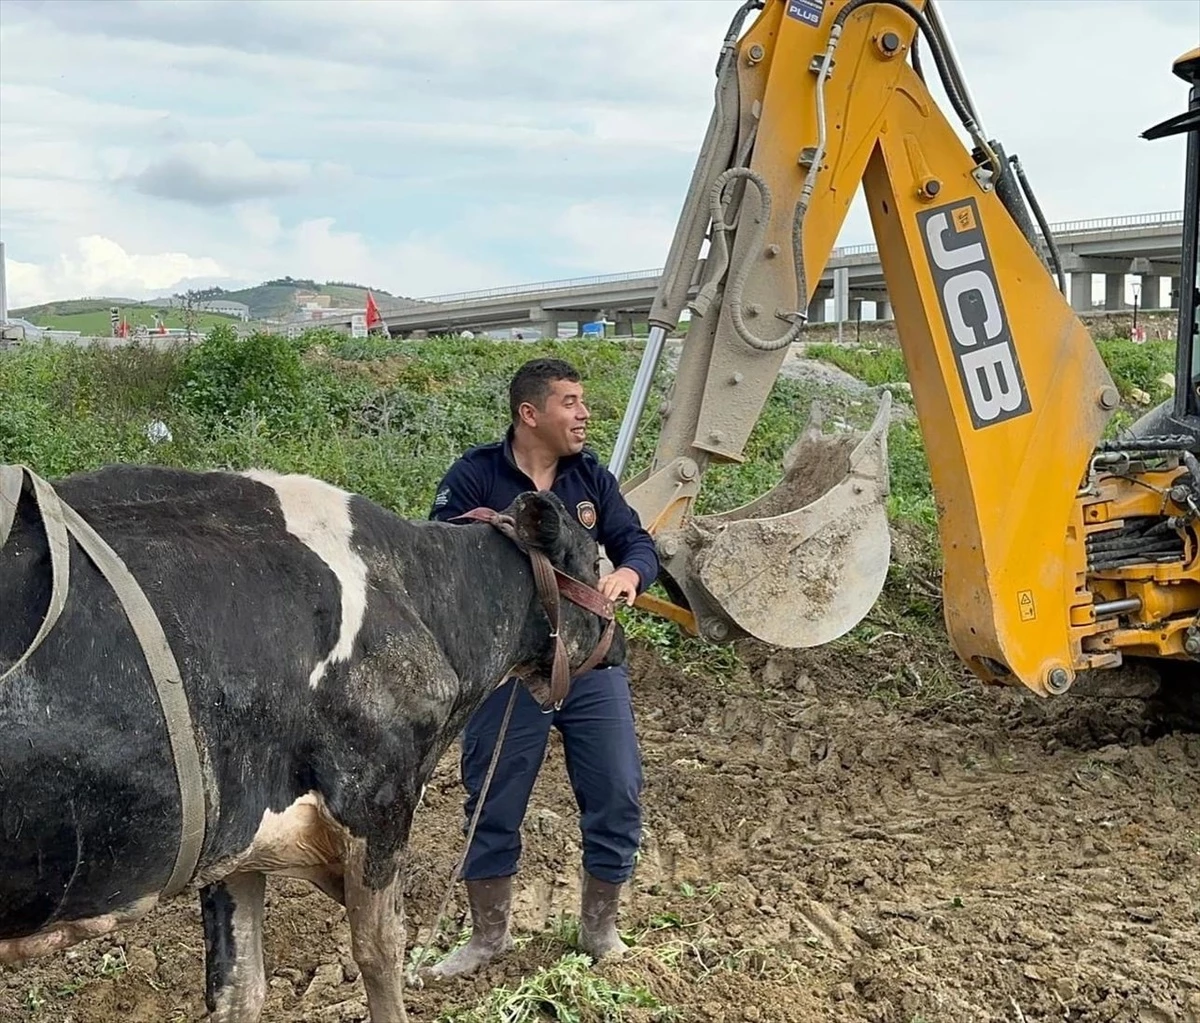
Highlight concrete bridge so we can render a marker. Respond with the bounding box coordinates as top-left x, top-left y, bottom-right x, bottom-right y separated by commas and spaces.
339, 210, 1185, 338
